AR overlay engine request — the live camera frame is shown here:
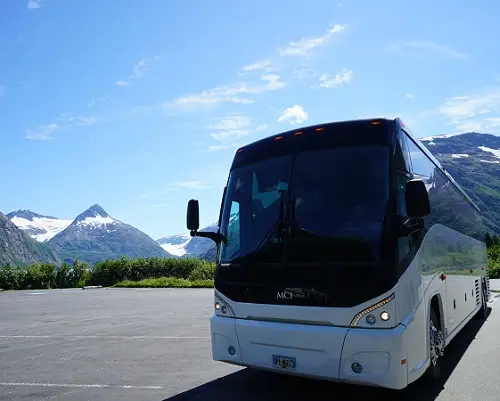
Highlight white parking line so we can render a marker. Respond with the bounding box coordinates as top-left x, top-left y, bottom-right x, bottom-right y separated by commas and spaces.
0, 335, 210, 339
0, 382, 163, 390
